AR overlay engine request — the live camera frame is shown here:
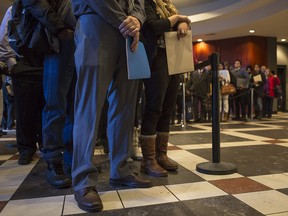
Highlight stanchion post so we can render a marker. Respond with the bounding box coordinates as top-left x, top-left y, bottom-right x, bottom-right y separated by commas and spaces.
196, 53, 237, 175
